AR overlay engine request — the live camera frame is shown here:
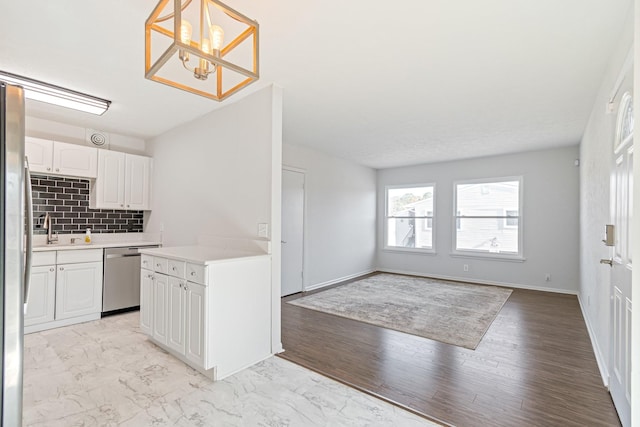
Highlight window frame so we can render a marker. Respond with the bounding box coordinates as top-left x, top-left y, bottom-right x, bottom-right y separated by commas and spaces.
384, 183, 436, 254
451, 176, 524, 261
